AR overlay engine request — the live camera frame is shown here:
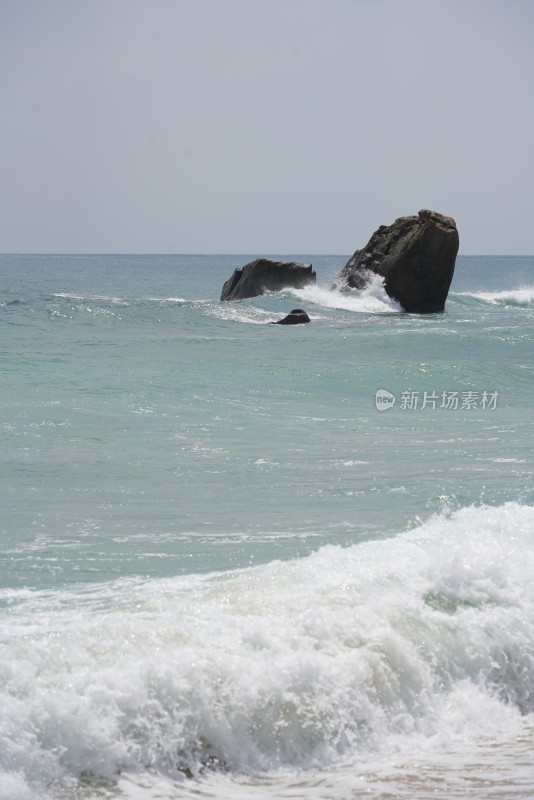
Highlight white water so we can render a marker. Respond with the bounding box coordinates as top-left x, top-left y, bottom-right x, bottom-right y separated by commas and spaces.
206, 275, 401, 325
2, 503, 534, 799
455, 287, 534, 306
290, 274, 402, 313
